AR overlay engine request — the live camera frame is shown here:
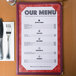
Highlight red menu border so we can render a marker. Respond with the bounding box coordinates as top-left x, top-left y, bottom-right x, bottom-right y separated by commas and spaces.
16, 2, 63, 75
